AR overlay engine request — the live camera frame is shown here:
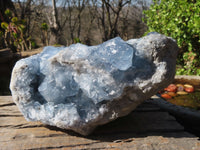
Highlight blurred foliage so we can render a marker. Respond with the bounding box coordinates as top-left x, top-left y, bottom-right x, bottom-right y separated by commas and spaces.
41, 23, 48, 31
53, 44, 63, 47
41, 22, 49, 46
4, 9, 12, 18
1, 9, 37, 52
73, 37, 82, 44
143, 0, 200, 75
